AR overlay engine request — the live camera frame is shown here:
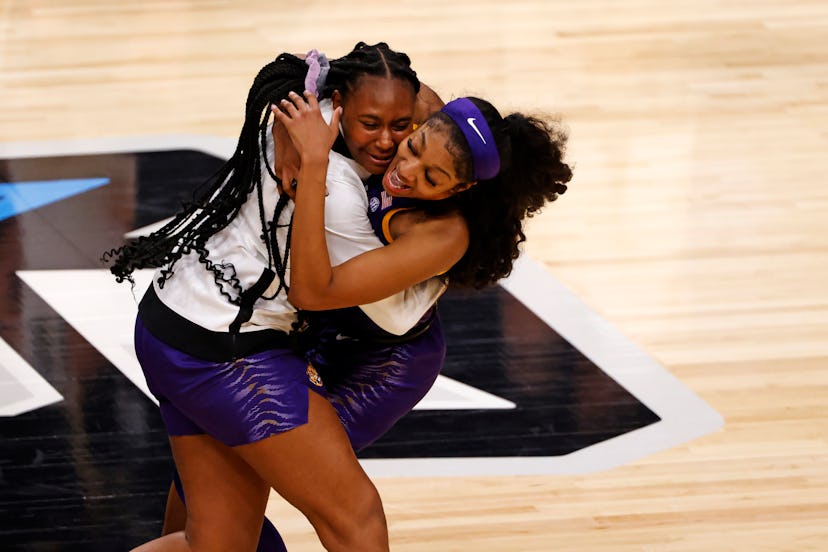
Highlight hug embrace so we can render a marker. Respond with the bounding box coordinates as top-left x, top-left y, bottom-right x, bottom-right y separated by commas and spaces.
104, 42, 572, 552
